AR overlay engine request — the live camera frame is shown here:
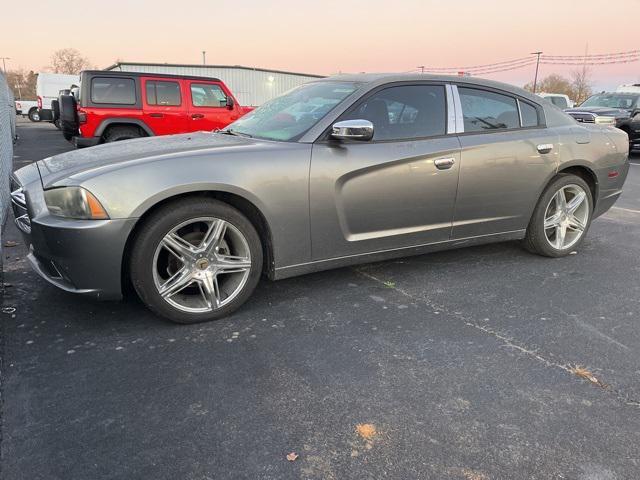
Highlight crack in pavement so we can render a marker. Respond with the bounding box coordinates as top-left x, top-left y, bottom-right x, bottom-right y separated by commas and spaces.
354, 268, 640, 409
